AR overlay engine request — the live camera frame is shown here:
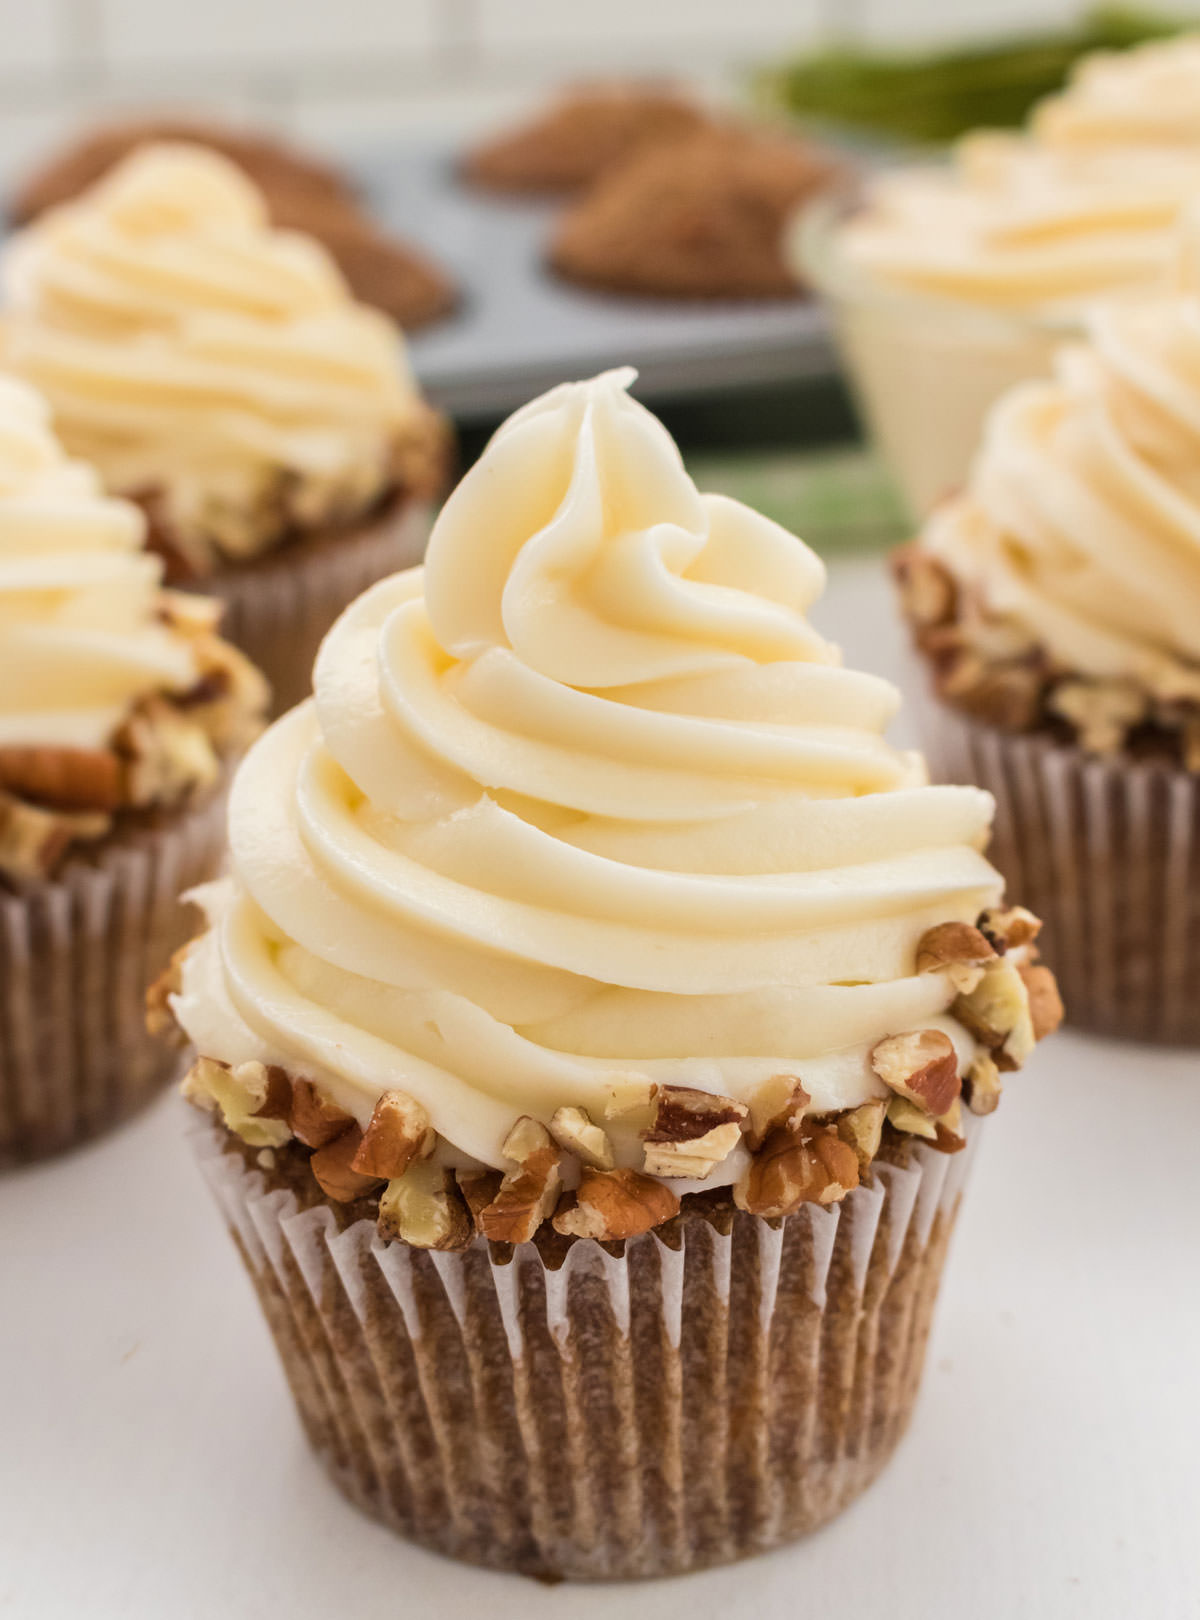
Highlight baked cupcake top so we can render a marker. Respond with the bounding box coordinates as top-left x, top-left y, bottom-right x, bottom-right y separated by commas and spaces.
170, 371, 1059, 1246
838, 35, 1200, 314
551, 126, 836, 300
900, 211, 1200, 764
1, 143, 439, 576
463, 83, 708, 196
0, 375, 267, 885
